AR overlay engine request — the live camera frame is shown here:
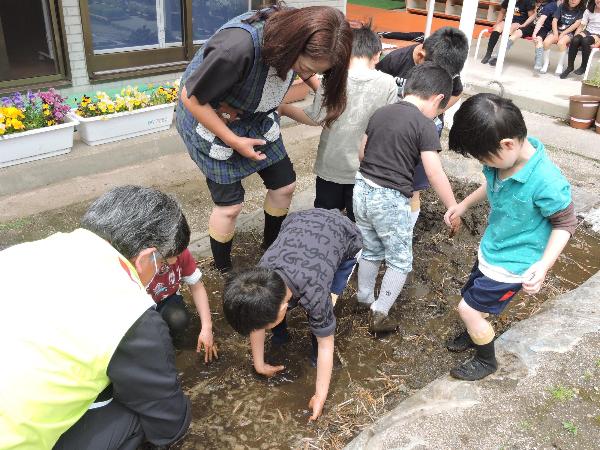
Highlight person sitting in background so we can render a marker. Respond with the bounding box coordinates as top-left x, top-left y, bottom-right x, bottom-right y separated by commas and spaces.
560, 0, 600, 78
540, 0, 584, 73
